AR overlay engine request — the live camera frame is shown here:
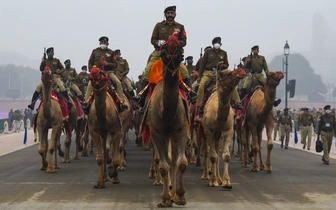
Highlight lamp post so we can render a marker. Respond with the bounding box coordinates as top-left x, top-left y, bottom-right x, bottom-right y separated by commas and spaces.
284, 40, 290, 109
